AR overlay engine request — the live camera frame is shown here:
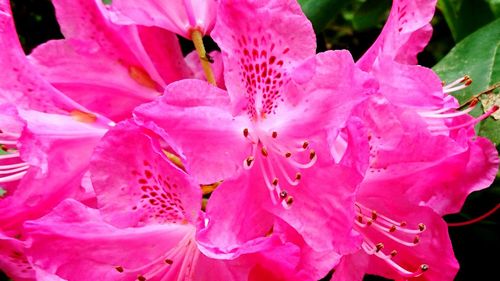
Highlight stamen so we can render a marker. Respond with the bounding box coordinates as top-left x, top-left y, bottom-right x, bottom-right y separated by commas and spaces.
271, 131, 278, 138
261, 147, 268, 157
272, 178, 279, 186
243, 128, 249, 137
309, 150, 316, 160
0, 165, 28, 175
245, 156, 255, 168
0, 171, 27, 183
302, 141, 309, 149
285, 152, 292, 158
431, 105, 498, 132
115, 266, 124, 273
279, 190, 288, 199
0, 152, 20, 160
375, 243, 384, 252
